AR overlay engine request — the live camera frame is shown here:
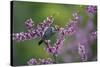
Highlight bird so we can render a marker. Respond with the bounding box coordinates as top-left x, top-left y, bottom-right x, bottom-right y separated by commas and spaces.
38, 27, 55, 45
